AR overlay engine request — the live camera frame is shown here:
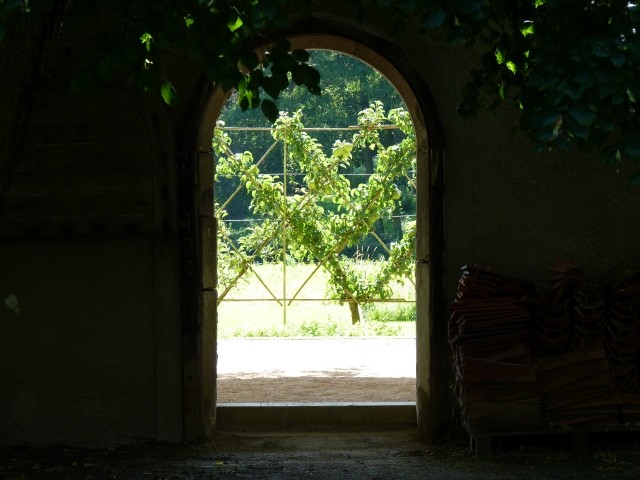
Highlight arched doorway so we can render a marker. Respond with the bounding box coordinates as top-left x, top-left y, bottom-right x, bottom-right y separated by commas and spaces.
187, 32, 447, 438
